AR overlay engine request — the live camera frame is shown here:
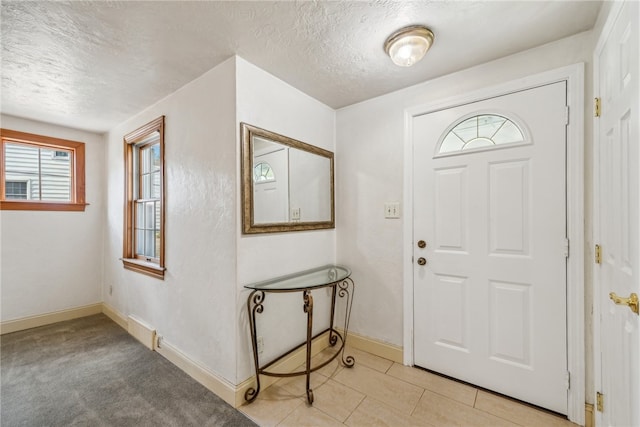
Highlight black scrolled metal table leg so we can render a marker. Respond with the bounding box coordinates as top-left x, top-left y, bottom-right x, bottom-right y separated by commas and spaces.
339, 278, 355, 368
245, 290, 265, 403
303, 290, 314, 404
